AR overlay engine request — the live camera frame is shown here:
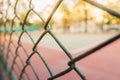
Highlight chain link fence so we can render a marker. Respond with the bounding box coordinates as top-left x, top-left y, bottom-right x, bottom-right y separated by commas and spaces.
0, 0, 120, 80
